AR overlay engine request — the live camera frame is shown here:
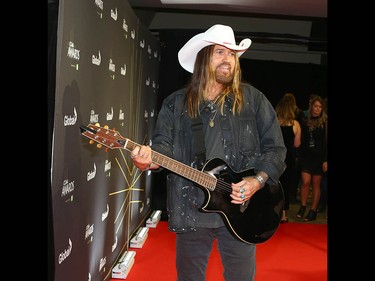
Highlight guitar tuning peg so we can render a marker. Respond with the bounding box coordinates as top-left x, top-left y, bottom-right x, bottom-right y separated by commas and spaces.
89, 140, 94, 145
97, 144, 102, 148
103, 125, 109, 129
95, 122, 100, 127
